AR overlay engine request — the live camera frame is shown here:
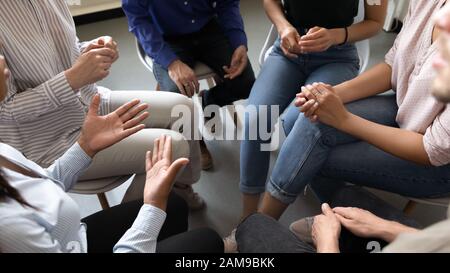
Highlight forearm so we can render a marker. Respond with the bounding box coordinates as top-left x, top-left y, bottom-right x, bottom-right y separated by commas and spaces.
335, 63, 392, 103
316, 241, 340, 253
263, 0, 292, 34
346, 0, 388, 43
339, 114, 431, 166
378, 221, 420, 243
